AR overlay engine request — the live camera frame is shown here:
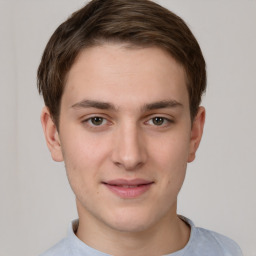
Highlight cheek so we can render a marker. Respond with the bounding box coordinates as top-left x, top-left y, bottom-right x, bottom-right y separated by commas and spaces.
61, 129, 110, 166
151, 132, 190, 169
60, 131, 110, 194
149, 132, 190, 190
